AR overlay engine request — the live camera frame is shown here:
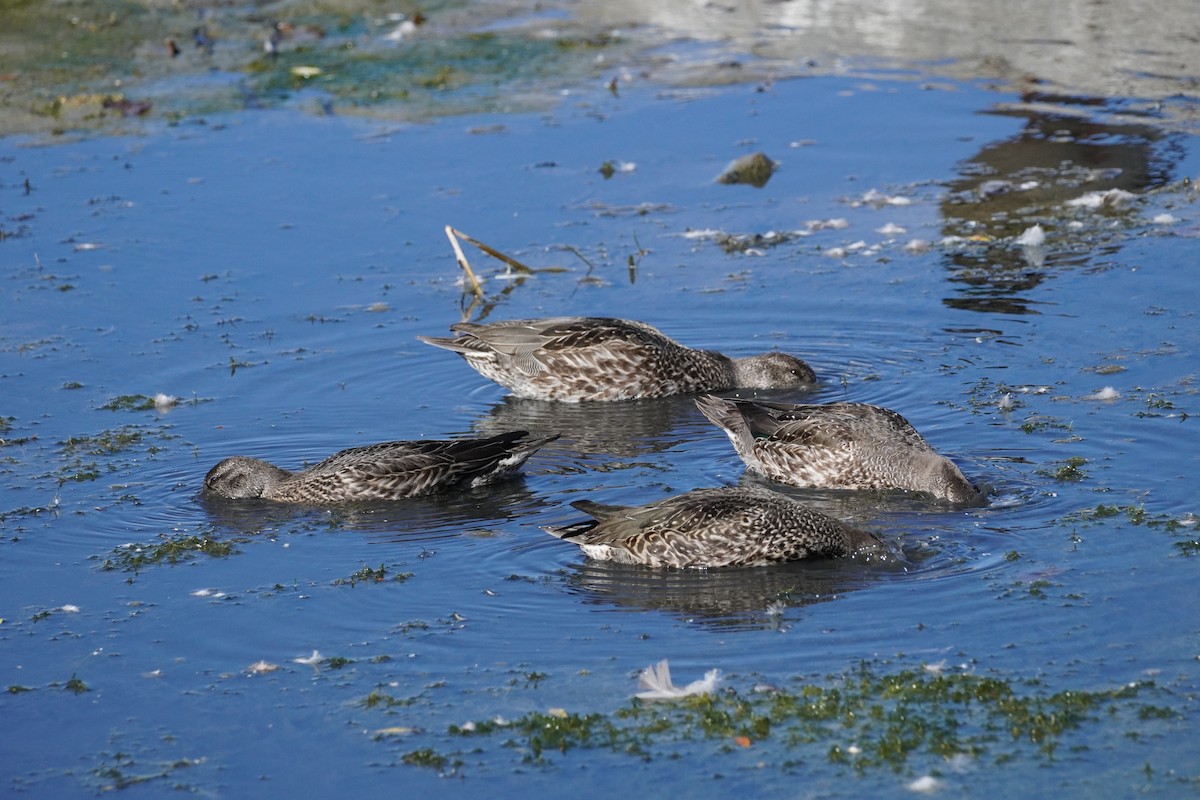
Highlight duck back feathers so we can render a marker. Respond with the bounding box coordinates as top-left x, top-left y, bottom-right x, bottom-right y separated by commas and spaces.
419, 317, 814, 401
204, 431, 558, 503
544, 486, 887, 569
695, 395, 981, 504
